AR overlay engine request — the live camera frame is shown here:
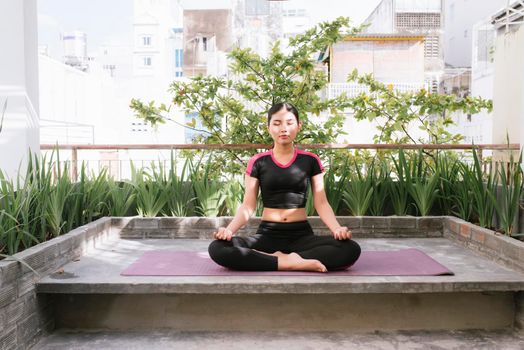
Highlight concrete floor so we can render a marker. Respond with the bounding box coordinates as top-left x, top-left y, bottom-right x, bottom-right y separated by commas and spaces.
33, 329, 524, 350
37, 237, 524, 294
32, 237, 524, 348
